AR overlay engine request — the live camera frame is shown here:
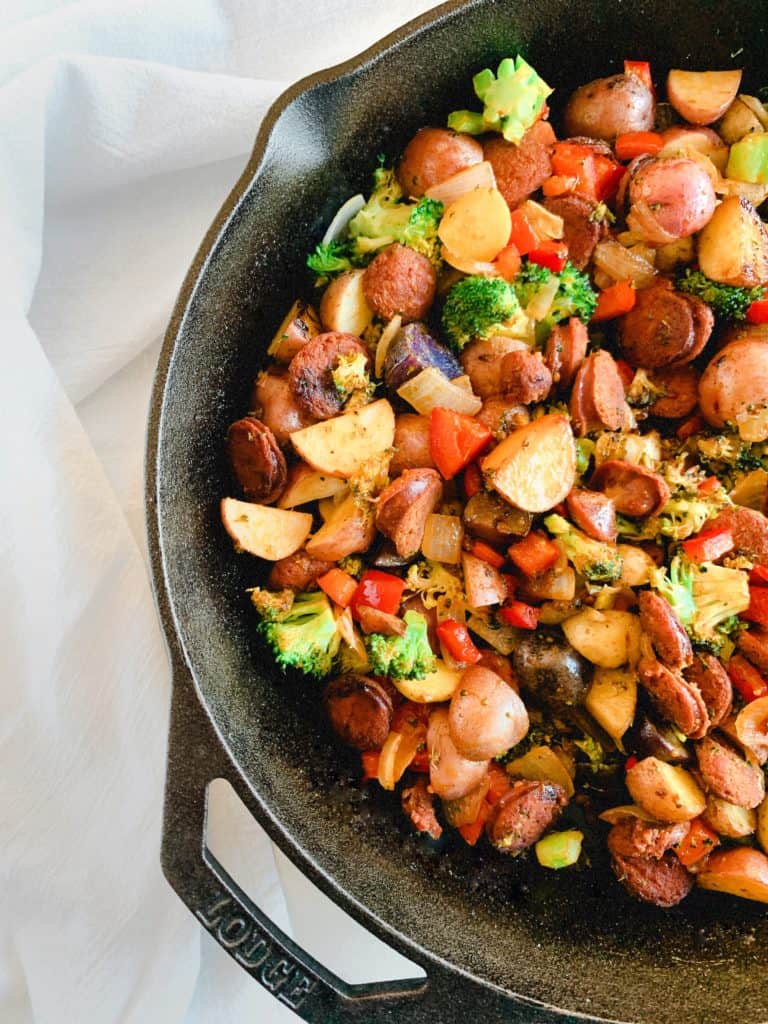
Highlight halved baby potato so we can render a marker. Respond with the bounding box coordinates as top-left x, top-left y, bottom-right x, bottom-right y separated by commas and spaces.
667, 69, 742, 125
437, 186, 511, 263
561, 609, 641, 669
697, 195, 768, 288
697, 847, 768, 903
290, 398, 395, 479
626, 757, 706, 822
481, 413, 576, 513
277, 462, 348, 508
305, 492, 375, 561
220, 498, 312, 560
585, 666, 637, 745
393, 659, 461, 703
319, 268, 374, 335
702, 795, 757, 839
504, 744, 576, 799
